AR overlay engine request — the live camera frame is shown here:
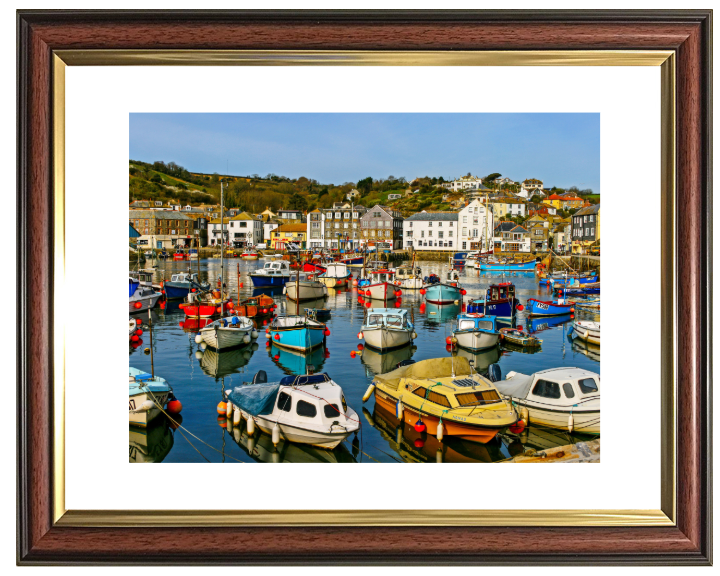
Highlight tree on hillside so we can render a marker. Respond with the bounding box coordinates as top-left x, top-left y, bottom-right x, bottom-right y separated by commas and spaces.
288, 192, 307, 211
357, 176, 373, 195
